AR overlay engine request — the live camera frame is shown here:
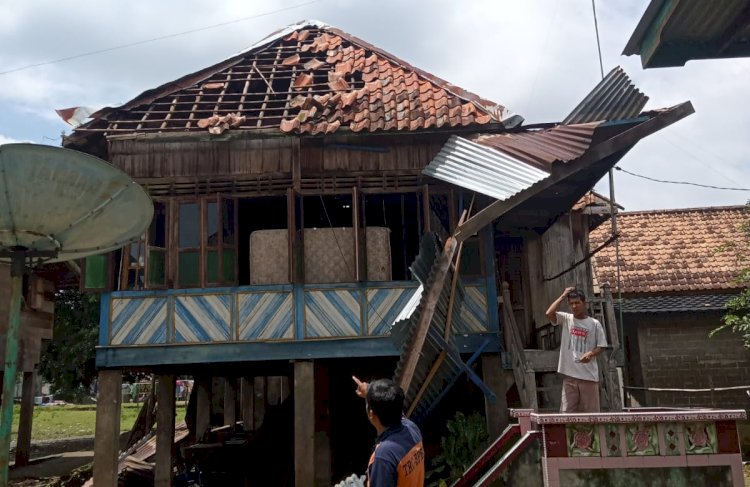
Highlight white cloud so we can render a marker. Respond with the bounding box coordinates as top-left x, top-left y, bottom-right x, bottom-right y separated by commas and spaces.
0, 0, 748, 211
0, 134, 28, 145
